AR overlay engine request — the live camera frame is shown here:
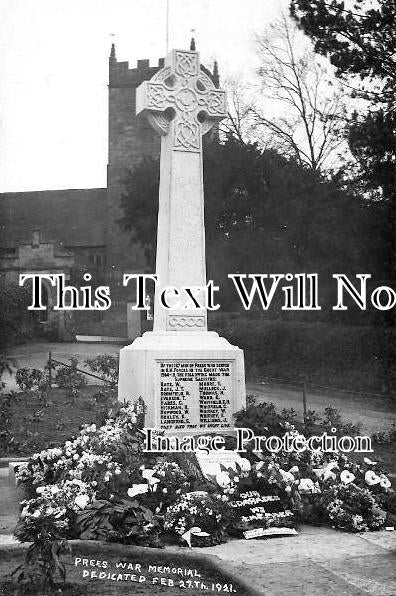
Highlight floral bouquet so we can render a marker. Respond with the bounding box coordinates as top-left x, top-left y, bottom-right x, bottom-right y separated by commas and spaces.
127, 460, 191, 512
164, 491, 227, 547
321, 482, 387, 532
